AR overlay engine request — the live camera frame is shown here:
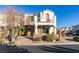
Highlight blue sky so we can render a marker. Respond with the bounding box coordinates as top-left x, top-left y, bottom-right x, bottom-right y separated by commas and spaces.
0, 5, 79, 28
